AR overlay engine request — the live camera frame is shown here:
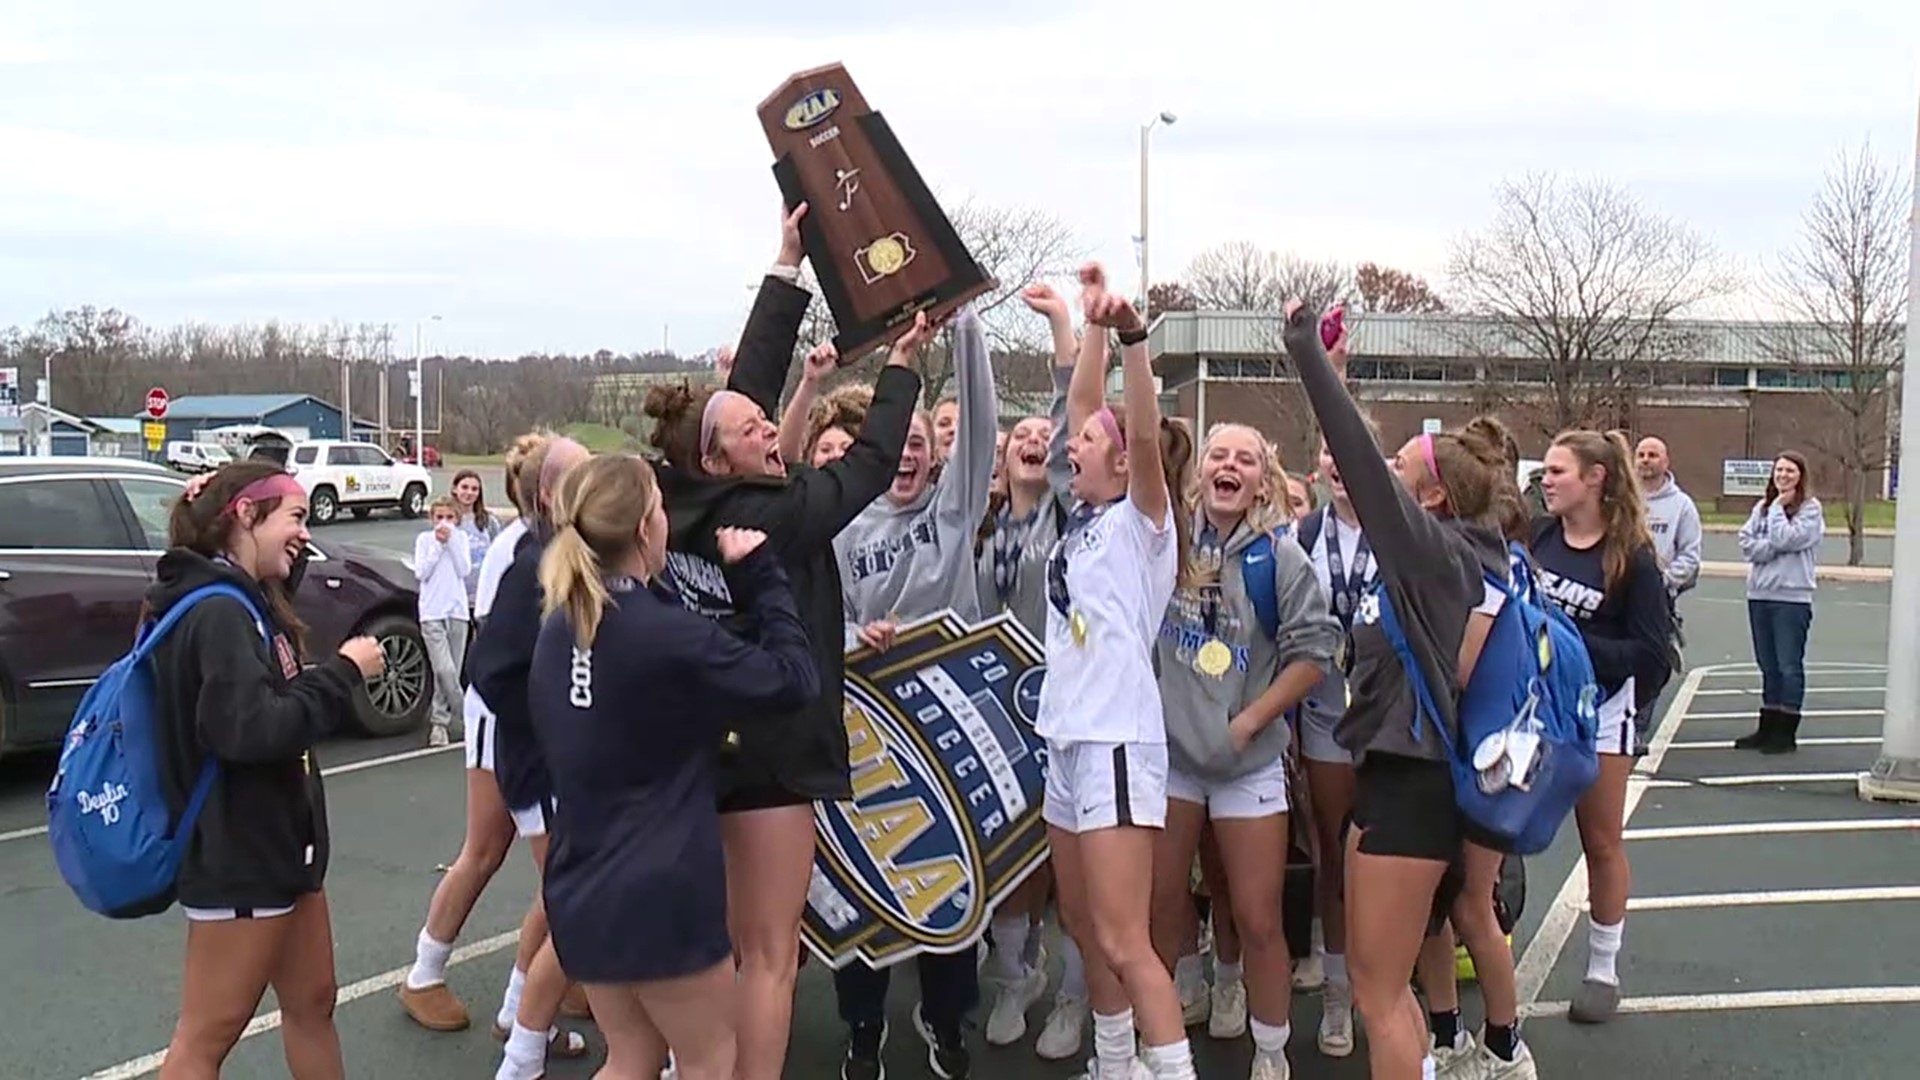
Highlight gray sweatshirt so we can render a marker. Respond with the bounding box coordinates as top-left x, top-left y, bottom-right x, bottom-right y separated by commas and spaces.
1739, 496, 1823, 605
836, 308, 998, 627
974, 365, 1074, 639
1642, 475, 1703, 594
1157, 517, 1340, 781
